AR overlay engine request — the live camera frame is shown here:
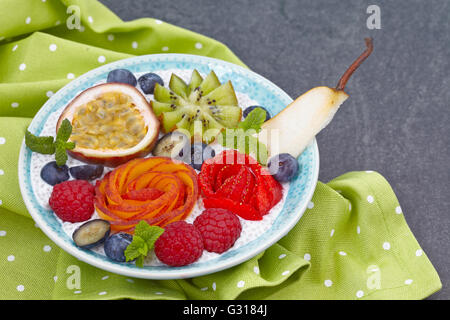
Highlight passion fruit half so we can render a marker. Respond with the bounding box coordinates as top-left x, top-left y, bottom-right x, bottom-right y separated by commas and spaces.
56, 83, 160, 167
